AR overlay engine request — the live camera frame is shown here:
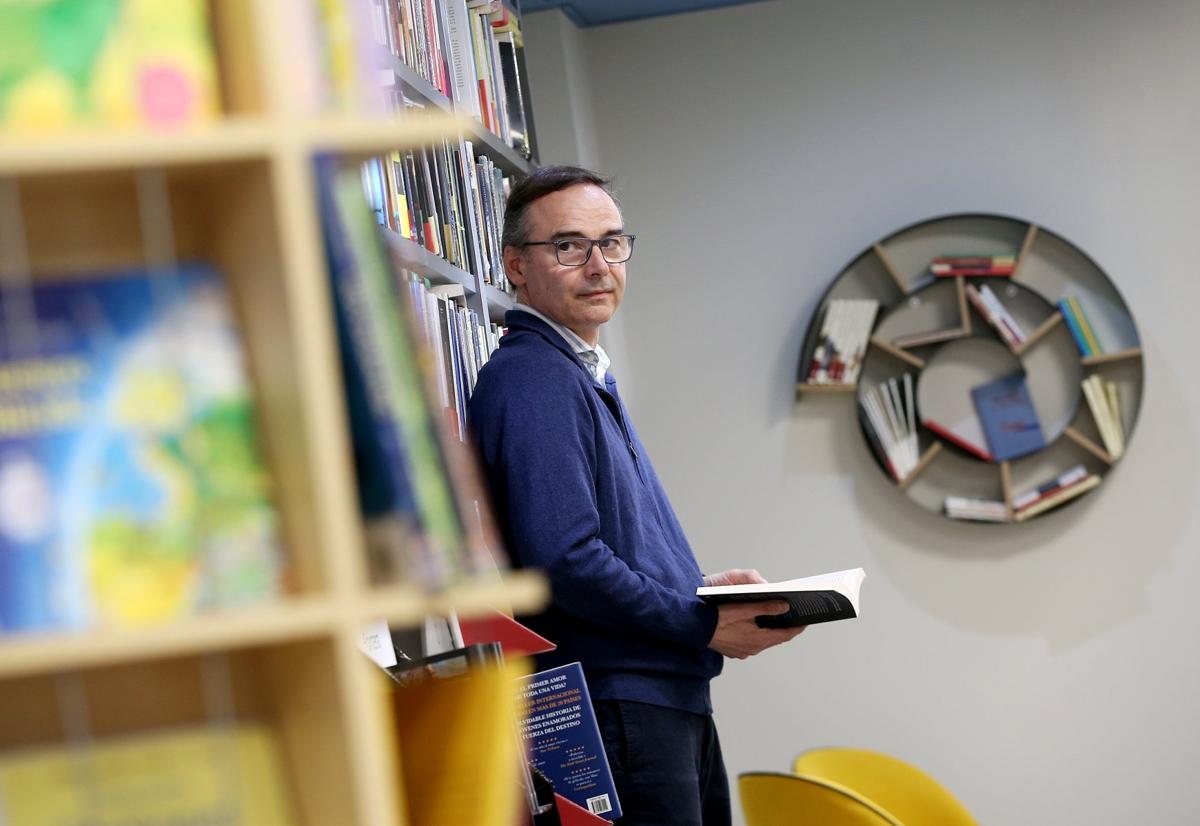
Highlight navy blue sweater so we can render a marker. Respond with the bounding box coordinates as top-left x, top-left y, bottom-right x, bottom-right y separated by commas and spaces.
468, 311, 723, 715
